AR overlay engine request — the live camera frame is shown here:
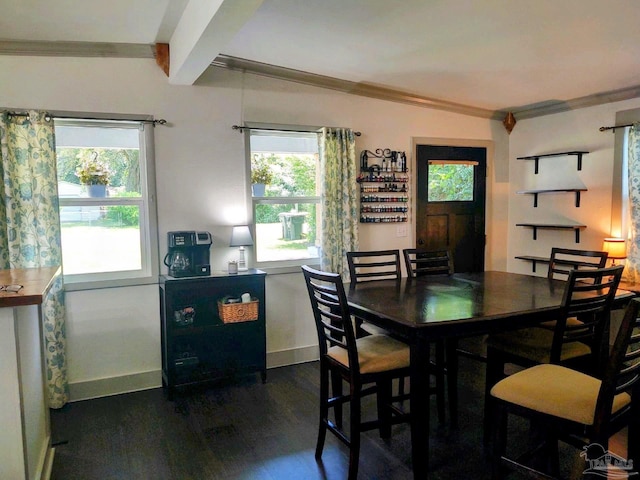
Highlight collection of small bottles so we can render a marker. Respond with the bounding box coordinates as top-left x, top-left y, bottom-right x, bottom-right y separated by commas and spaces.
359, 149, 409, 224
361, 195, 408, 203
360, 183, 407, 193
356, 173, 408, 183
360, 215, 408, 223
361, 205, 408, 213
